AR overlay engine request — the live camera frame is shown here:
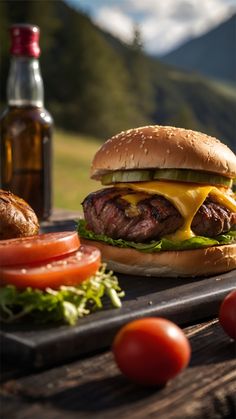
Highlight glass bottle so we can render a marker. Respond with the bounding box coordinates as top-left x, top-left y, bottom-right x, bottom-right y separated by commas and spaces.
0, 24, 53, 220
